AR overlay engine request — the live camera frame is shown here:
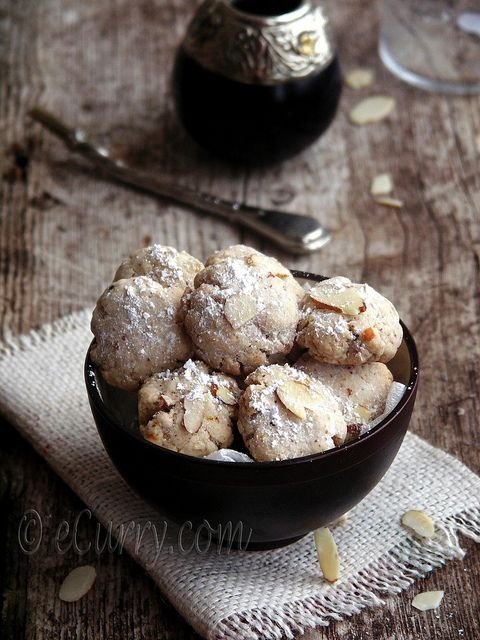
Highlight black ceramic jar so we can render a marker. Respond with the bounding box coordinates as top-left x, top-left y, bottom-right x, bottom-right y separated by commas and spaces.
173, 0, 342, 165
